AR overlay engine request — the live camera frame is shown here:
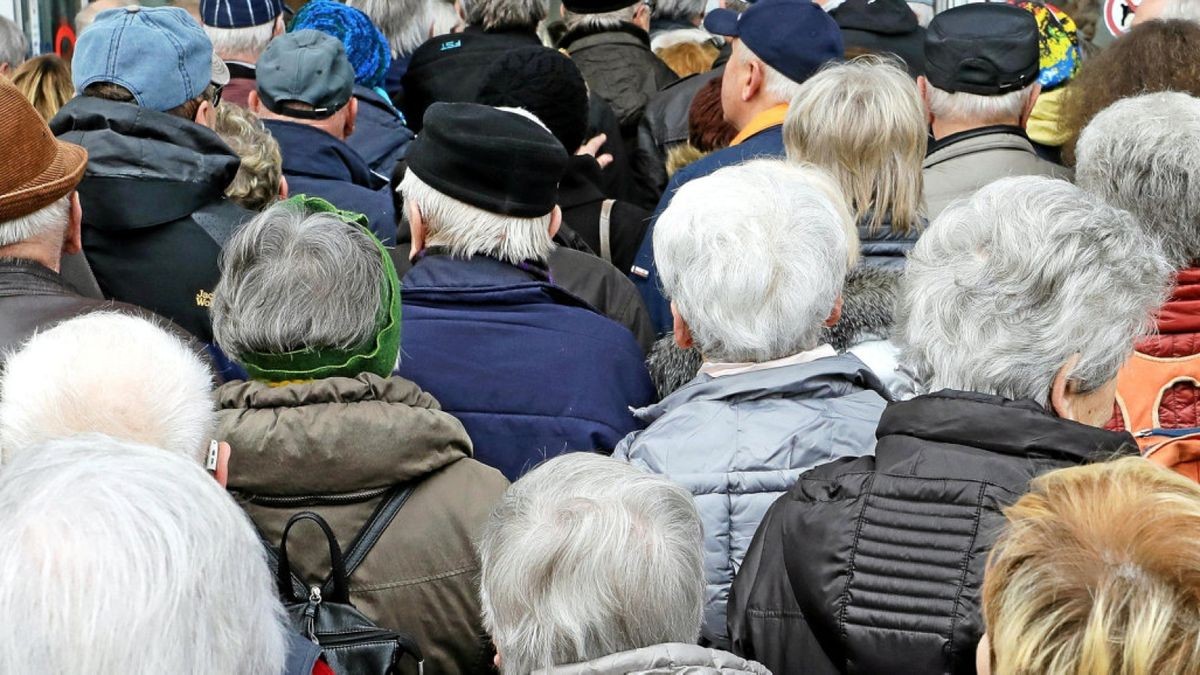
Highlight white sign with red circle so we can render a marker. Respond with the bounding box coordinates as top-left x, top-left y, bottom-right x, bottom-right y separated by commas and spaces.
1104, 0, 1142, 37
